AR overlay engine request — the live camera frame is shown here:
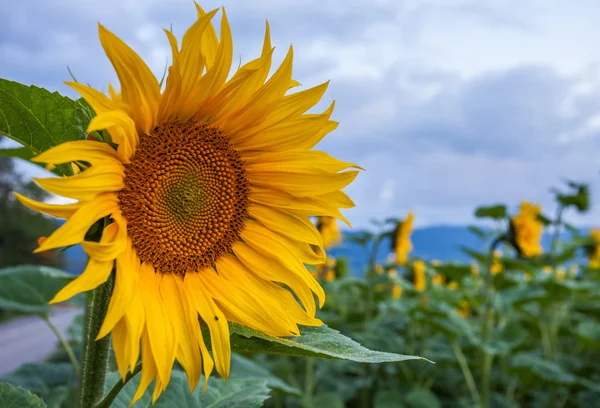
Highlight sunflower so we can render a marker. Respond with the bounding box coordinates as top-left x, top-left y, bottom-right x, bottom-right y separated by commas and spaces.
588, 229, 600, 268
316, 216, 341, 249
412, 260, 426, 292
392, 211, 414, 265
15, 4, 360, 404
510, 202, 543, 258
